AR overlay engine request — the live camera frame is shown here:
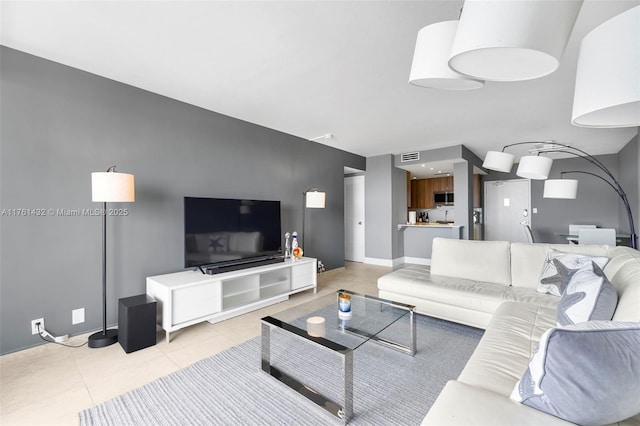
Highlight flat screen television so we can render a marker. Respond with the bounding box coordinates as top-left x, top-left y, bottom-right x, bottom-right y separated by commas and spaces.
184, 197, 282, 269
